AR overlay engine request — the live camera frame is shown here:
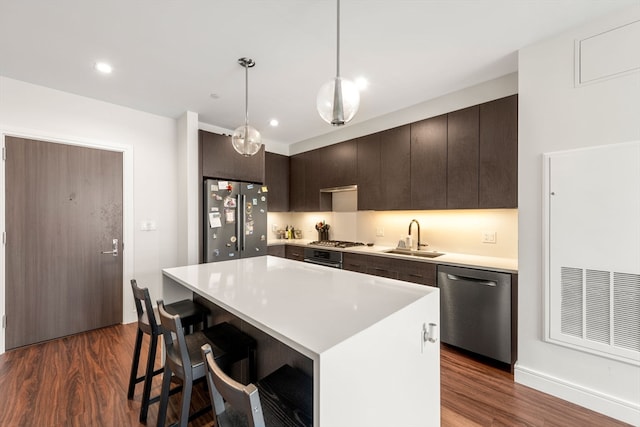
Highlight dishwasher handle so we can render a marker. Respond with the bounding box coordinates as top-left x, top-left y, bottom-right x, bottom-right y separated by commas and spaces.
446, 273, 496, 287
